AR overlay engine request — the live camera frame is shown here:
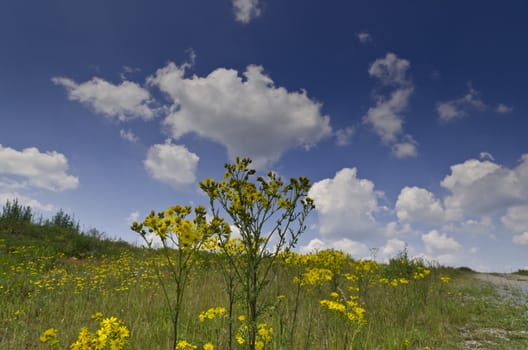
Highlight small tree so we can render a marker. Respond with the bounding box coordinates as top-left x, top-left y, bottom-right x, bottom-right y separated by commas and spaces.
200, 157, 314, 350
0, 199, 33, 234
131, 205, 230, 350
